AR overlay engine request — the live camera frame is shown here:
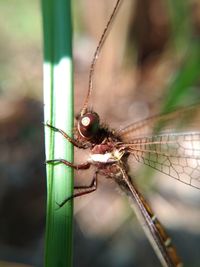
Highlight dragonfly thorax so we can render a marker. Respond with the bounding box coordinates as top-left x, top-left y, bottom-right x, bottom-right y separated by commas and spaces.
89, 149, 124, 164
89, 142, 125, 164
